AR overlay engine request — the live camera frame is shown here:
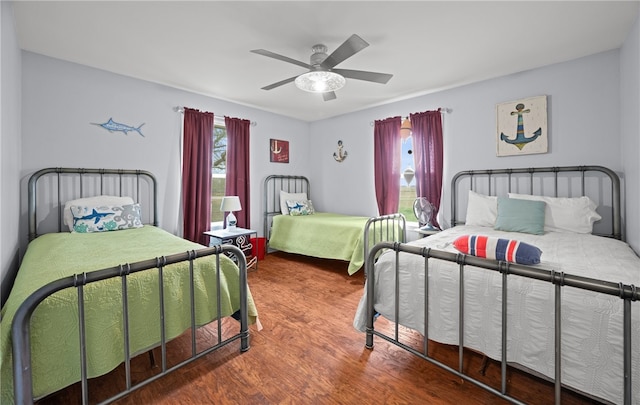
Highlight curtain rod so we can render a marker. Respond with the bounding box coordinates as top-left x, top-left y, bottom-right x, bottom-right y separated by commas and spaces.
174, 106, 257, 127
369, 108, 451, 126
